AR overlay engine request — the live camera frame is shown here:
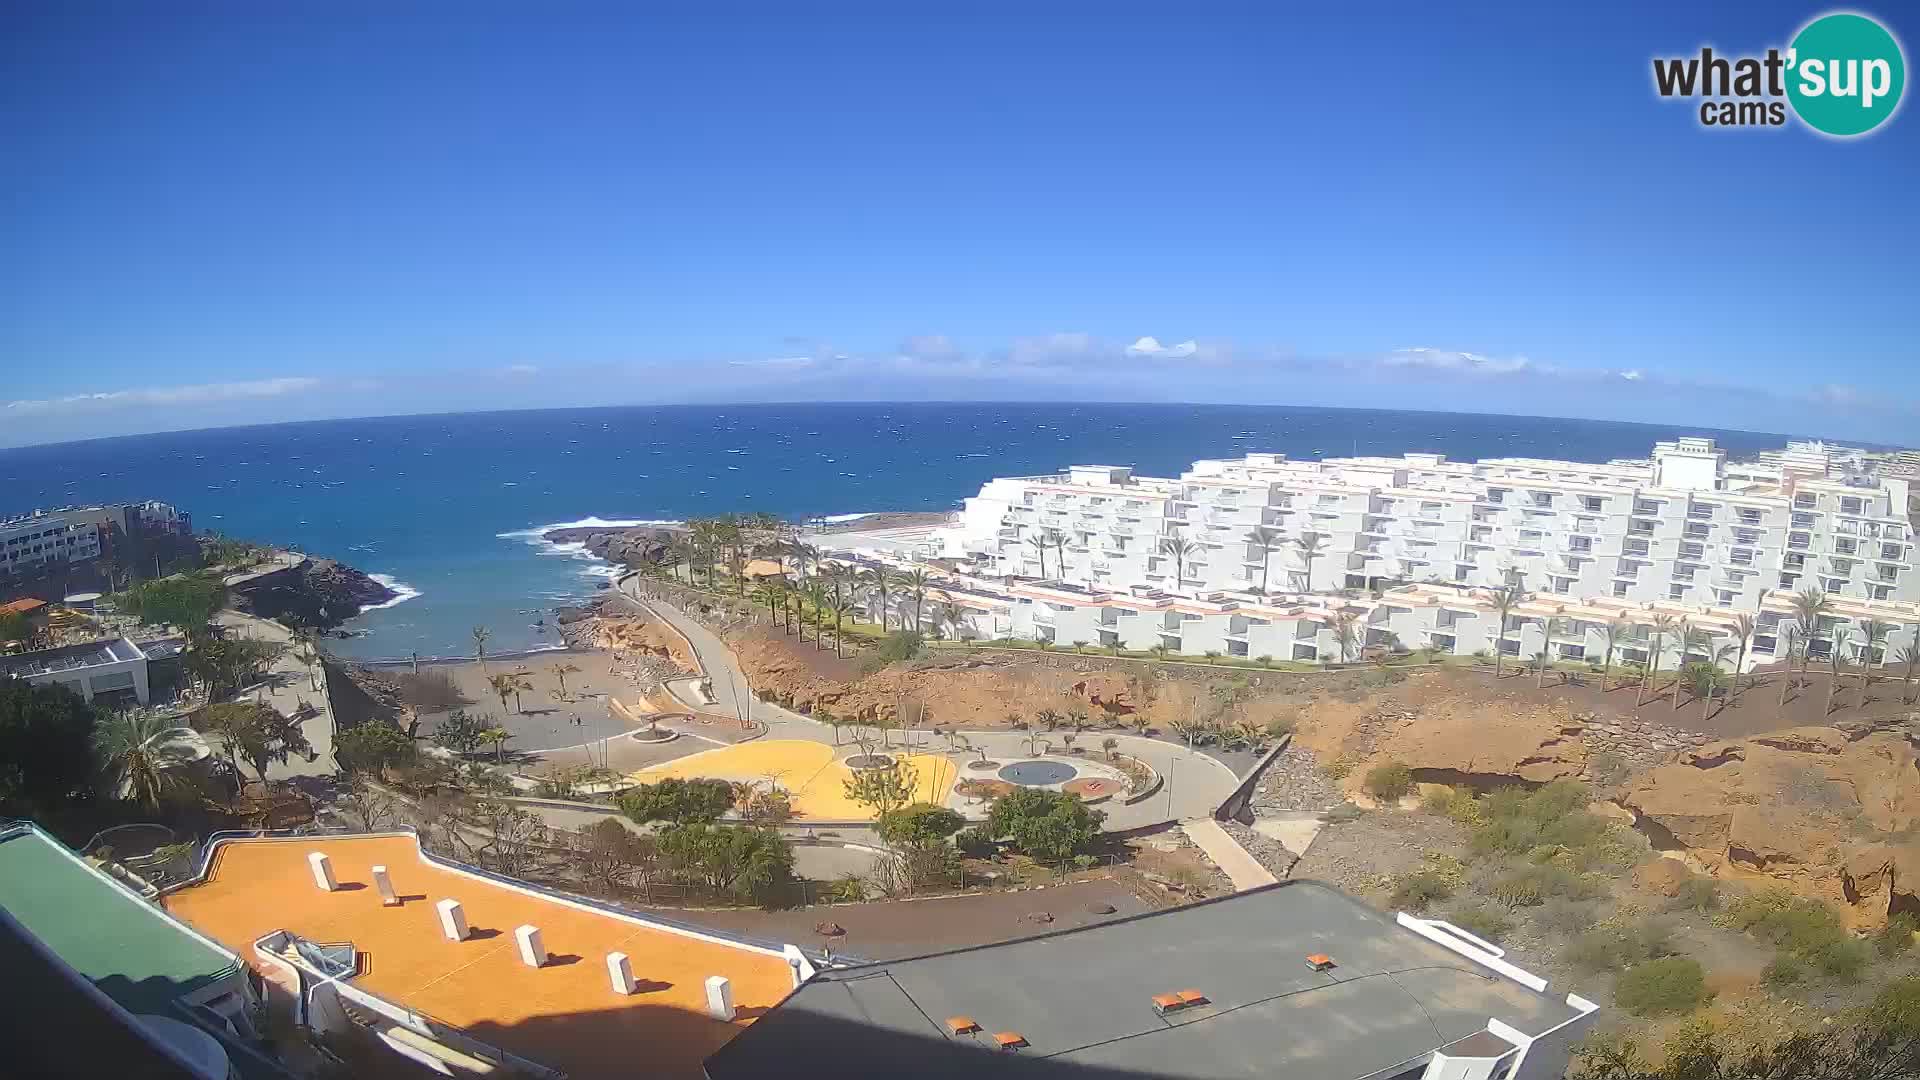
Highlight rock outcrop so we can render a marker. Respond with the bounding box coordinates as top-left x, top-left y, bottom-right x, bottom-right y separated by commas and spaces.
1620, 726, 1920, 929
229, 557, 397, 629
544, 526, 682, 570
